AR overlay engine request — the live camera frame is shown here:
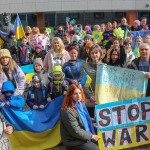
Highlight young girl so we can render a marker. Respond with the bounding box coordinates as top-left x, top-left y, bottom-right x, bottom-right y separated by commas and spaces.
47, 65, 69, 101
84, 25, 92, 35
135, 36, 143, 46
32, 44, 46, 61
144, 35, 150, 47
26, 75, 48, 110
